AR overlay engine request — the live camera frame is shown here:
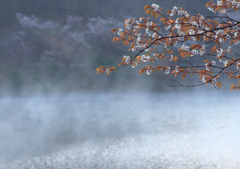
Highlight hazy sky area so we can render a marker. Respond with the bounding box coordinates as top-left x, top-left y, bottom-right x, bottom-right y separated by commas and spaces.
0, 0, 239, 168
